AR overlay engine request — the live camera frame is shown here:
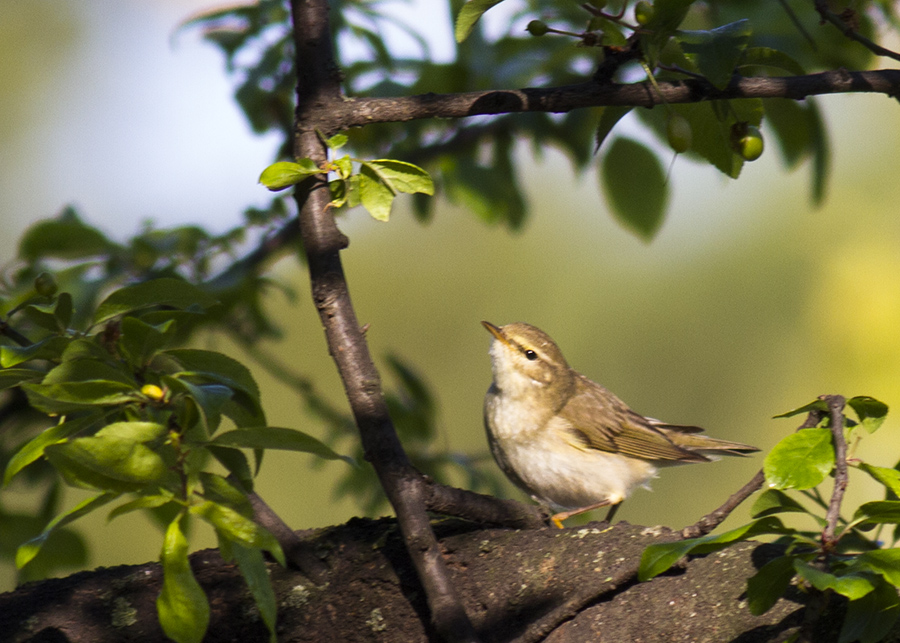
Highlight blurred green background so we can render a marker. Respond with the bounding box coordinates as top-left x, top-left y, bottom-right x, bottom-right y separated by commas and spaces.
3, 0, 900, 593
